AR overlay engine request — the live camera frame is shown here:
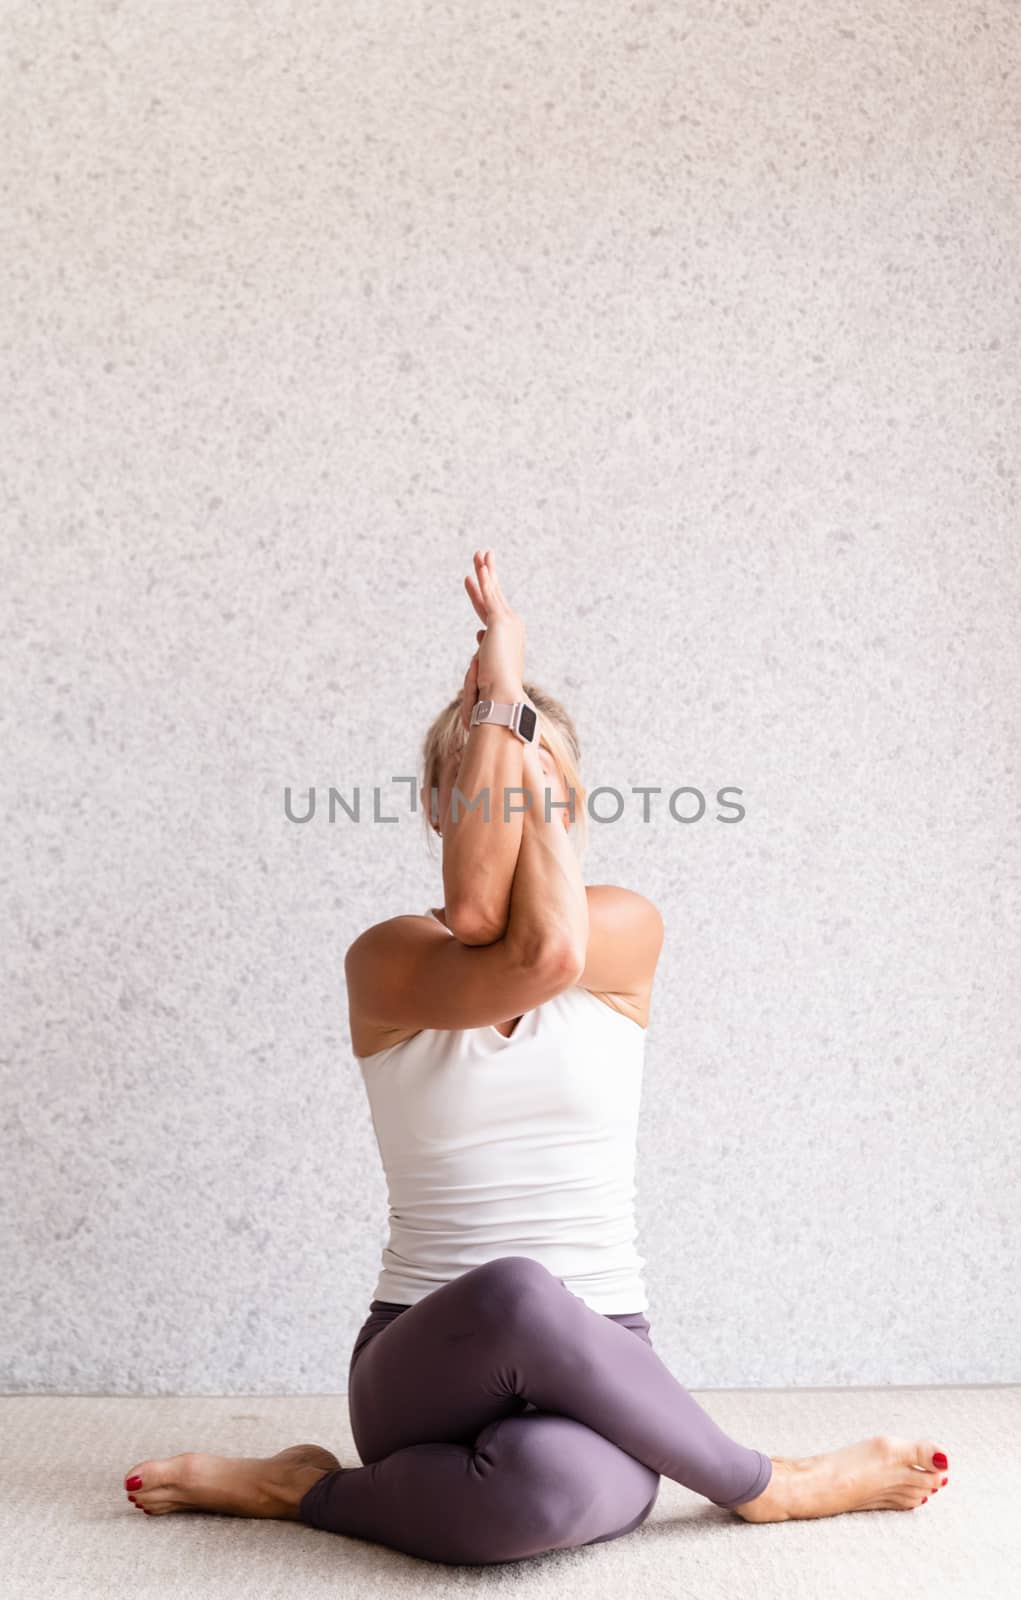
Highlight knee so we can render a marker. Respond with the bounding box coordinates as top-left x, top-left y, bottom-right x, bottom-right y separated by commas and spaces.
533, 1460, 660, 1555
446, 1260, 579, 1398
459, 1256, 561, 1329
473, 1415, 591, 1556
493, 1421, 658, 1556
